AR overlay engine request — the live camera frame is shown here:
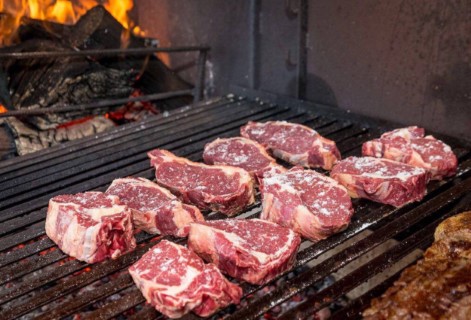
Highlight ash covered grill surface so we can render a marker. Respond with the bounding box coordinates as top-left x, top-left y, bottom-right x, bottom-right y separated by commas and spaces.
0, 87, 470, 320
